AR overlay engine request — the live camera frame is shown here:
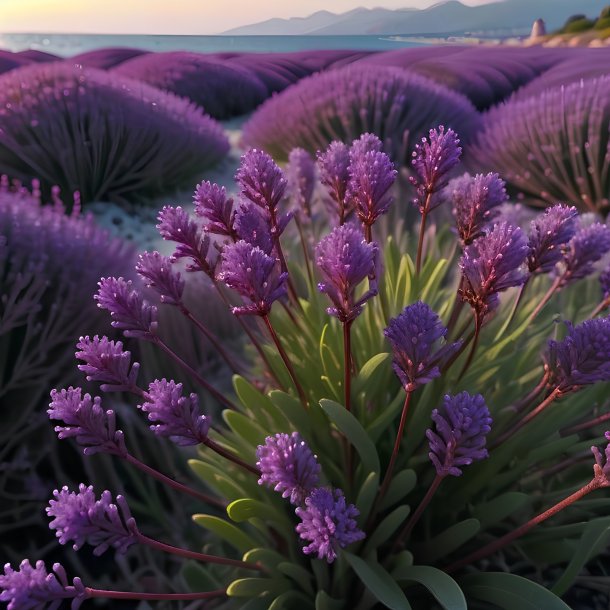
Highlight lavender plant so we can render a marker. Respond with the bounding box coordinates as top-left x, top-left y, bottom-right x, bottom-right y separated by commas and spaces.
7, 130, 610, 610
241, 64, 480, 166
0, 62, 229, 206
470, 75, 610, 215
